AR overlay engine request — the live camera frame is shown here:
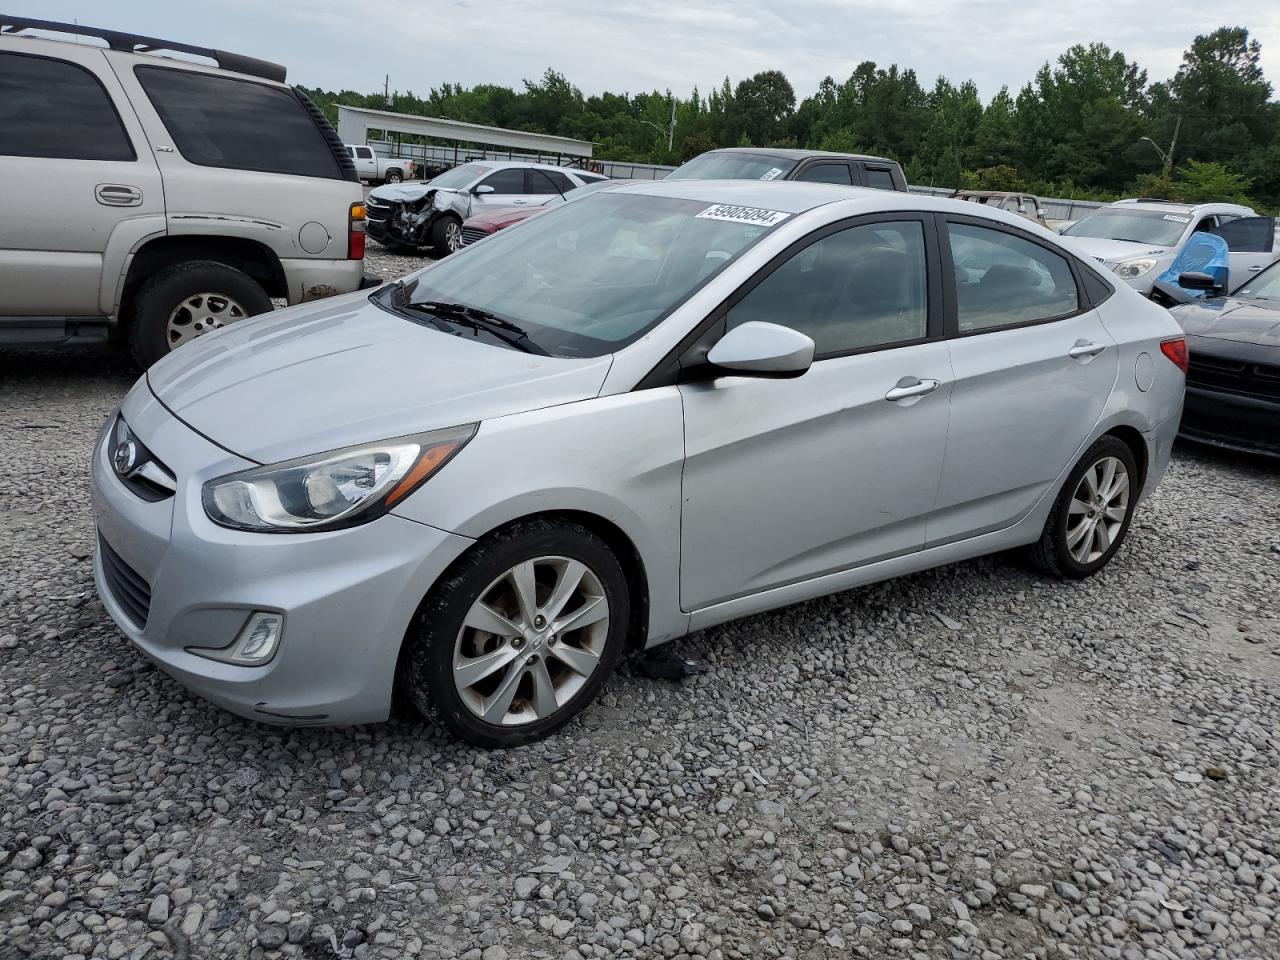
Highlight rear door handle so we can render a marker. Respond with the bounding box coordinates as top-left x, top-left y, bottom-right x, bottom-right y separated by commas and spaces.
96, 183, 142, 207
1248, 265, 1264, 272
1068, 340, 1107, 360
885, 377, 940, 402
